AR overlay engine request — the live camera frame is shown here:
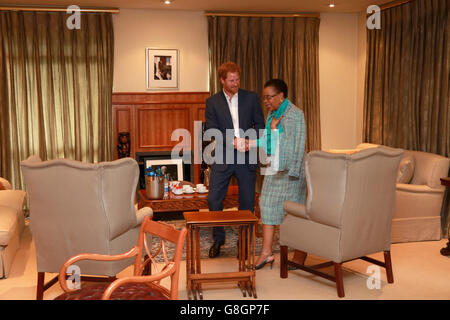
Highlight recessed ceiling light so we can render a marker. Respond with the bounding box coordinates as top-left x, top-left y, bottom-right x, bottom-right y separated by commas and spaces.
329, 2, 335, 7
162, 0, 173, 4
